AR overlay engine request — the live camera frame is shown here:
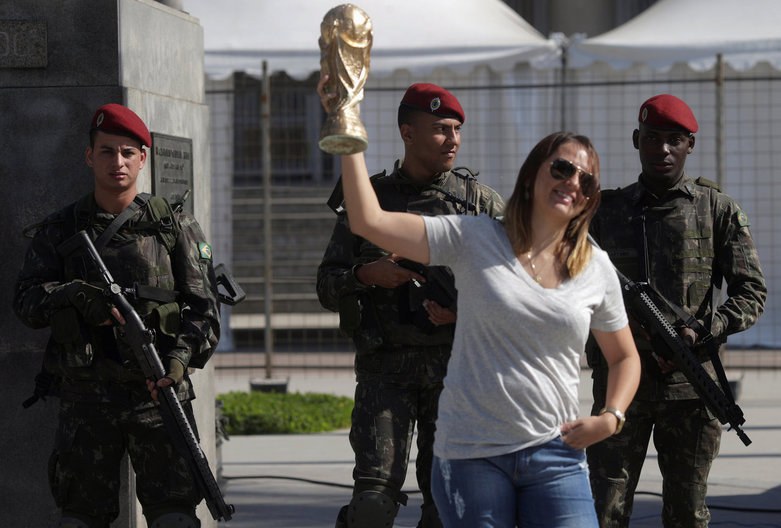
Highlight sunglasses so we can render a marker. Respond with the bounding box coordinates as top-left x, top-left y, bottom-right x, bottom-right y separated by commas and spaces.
549, 158, 599, 198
